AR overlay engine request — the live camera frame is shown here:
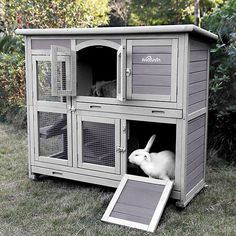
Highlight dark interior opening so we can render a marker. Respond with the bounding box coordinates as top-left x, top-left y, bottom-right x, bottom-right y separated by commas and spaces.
76, 46, 117, 98
127, 120, 176, 176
